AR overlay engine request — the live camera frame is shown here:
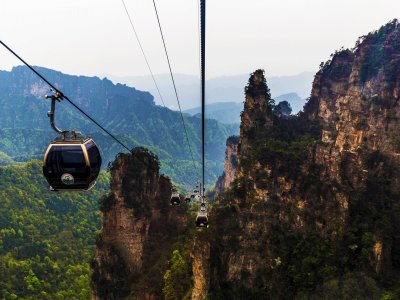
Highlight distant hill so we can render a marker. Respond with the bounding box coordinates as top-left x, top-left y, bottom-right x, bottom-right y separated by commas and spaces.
0, 66, 238, 186
0, 151, 14, 166
183, 93, 306, 125
184, 102, 243, 124
274, 93, 306, 114
105, 71, 314, 110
